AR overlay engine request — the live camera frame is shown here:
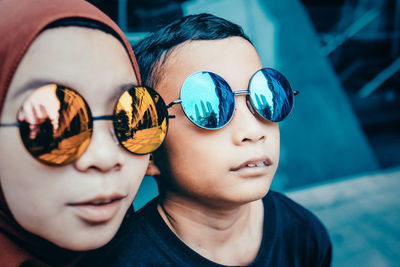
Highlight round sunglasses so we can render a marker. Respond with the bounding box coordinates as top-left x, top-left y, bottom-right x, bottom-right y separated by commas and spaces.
167, 68, 298, 129
0, 84, 168, 166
